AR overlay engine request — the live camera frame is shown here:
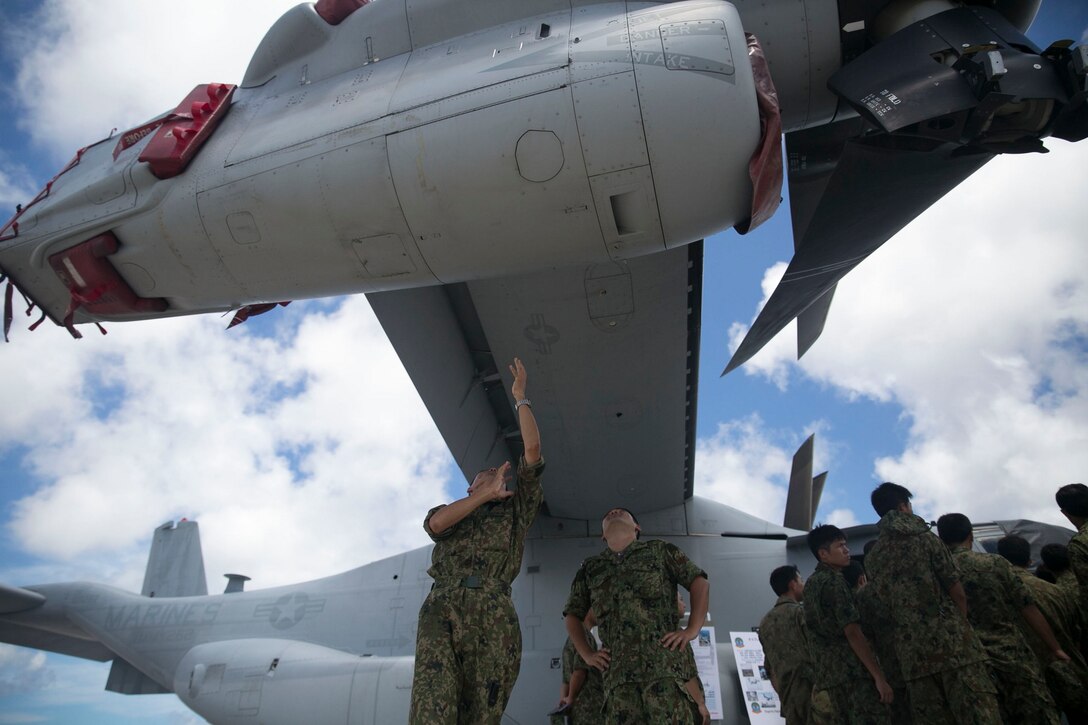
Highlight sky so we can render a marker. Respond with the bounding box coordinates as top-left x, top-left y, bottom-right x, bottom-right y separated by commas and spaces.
0, 1, 1086, 722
